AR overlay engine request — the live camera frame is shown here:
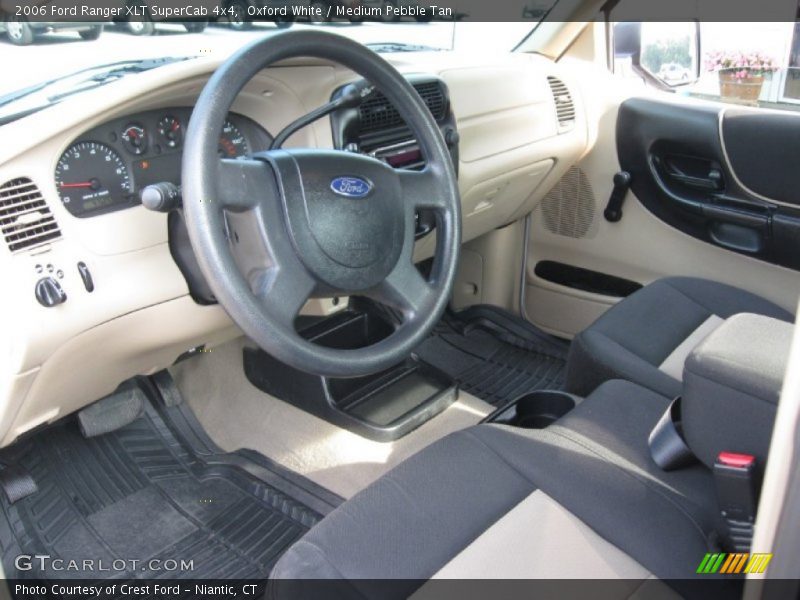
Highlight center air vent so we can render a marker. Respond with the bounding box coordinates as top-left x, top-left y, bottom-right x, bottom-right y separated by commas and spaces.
359, 81, 446, 133
547, 76, 575, 132
1, 178, 62, 252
